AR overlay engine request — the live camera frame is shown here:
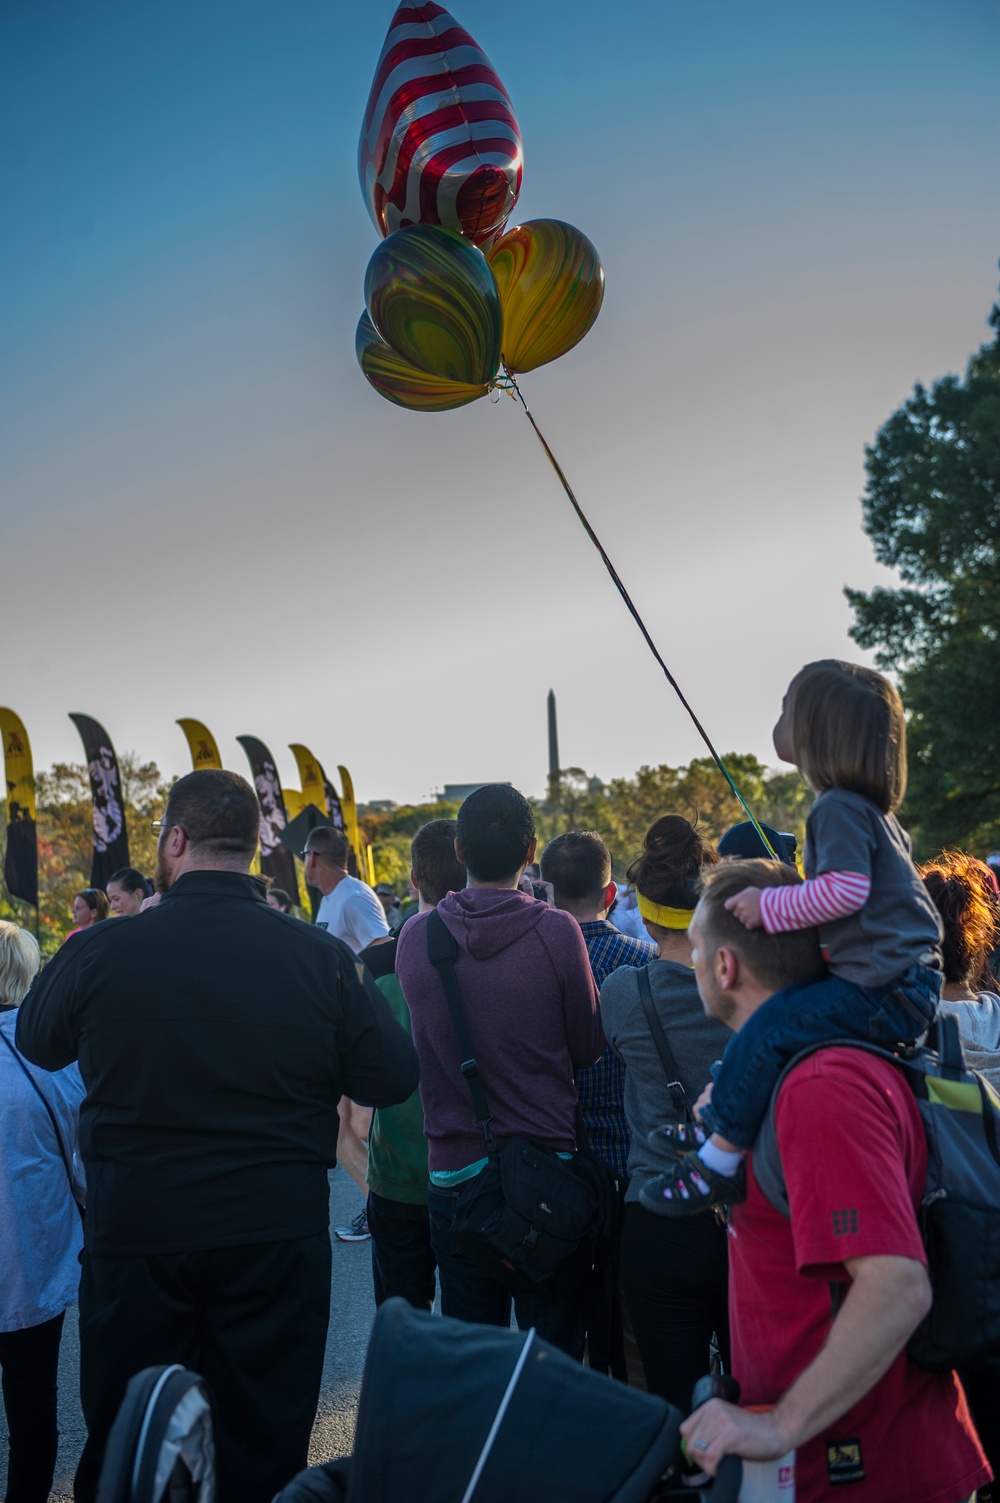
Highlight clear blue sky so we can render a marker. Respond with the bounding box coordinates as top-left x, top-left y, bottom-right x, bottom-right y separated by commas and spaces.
2, 0, 998, 805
